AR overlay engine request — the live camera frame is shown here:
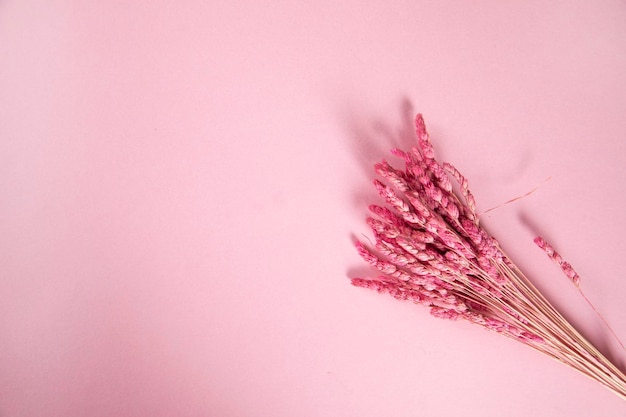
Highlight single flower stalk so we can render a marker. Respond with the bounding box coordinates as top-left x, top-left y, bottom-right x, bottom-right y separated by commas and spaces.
352, 114, 626, 400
